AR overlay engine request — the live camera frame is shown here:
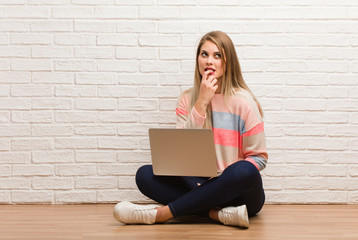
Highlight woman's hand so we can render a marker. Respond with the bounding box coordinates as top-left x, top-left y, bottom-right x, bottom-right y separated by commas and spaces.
194, 70, 218, 116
